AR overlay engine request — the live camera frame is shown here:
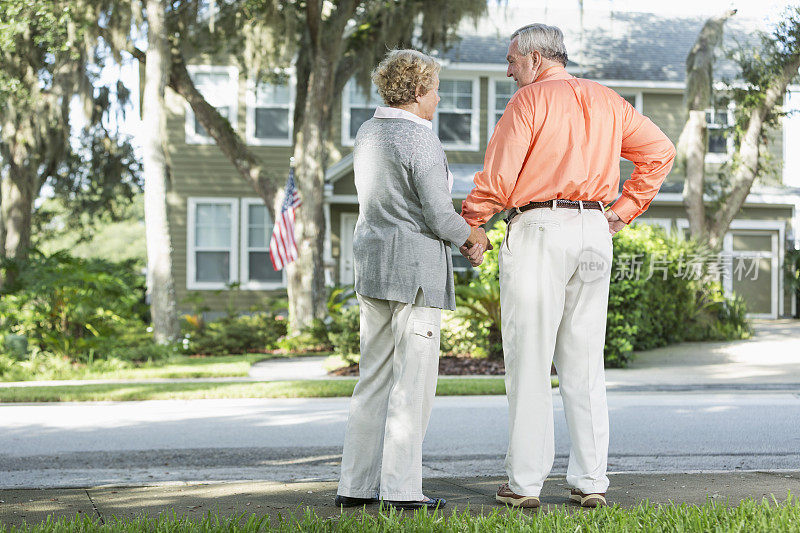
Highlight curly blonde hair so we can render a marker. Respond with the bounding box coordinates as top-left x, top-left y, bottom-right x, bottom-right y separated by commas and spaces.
371, 49, 441, 107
